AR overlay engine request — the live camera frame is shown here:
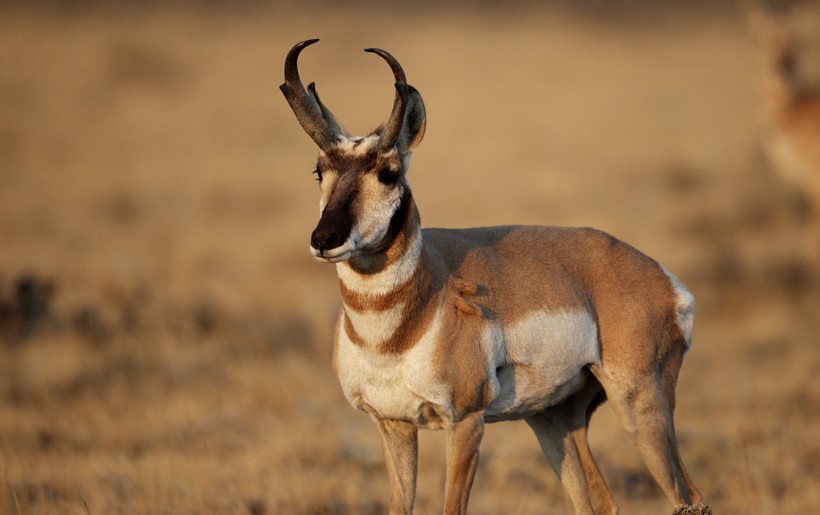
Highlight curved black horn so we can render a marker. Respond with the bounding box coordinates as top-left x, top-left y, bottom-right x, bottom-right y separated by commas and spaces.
365, 48, 409, 151
280, 39, 338, 152
364, 47, 407, 83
